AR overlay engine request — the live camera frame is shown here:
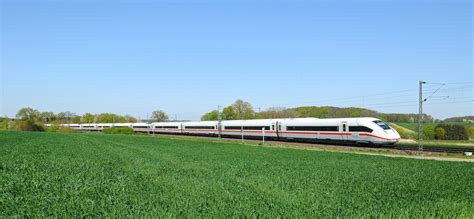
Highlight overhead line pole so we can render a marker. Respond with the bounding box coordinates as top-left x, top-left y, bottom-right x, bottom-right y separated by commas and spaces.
217, 105, 221, 139
418, 81, 426, 152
